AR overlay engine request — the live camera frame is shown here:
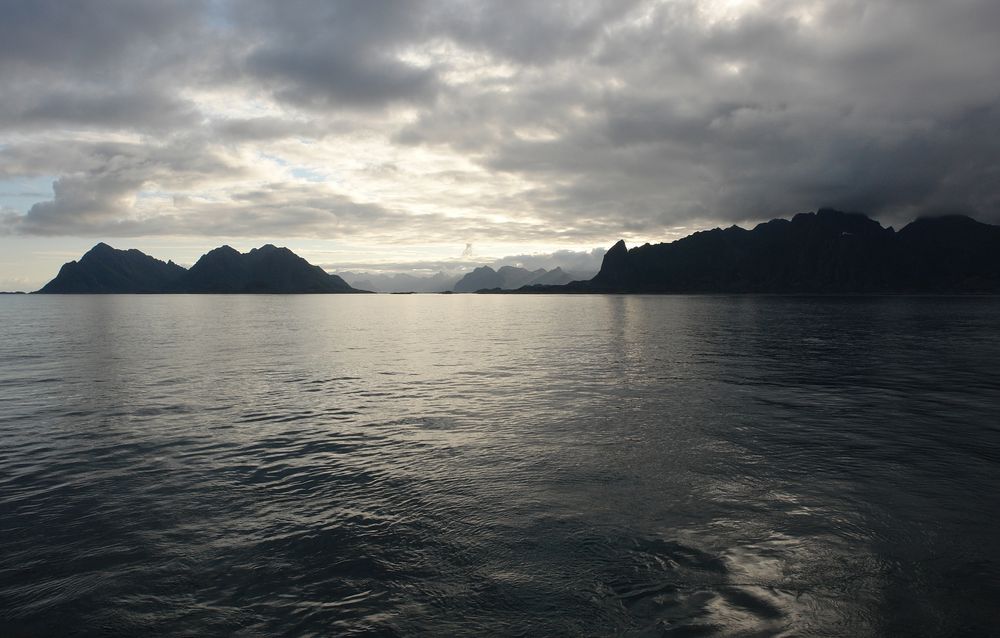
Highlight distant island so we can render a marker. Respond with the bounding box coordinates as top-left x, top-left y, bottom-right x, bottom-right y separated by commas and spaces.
38, 243, 365, 294
31, 209, 1000, 294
